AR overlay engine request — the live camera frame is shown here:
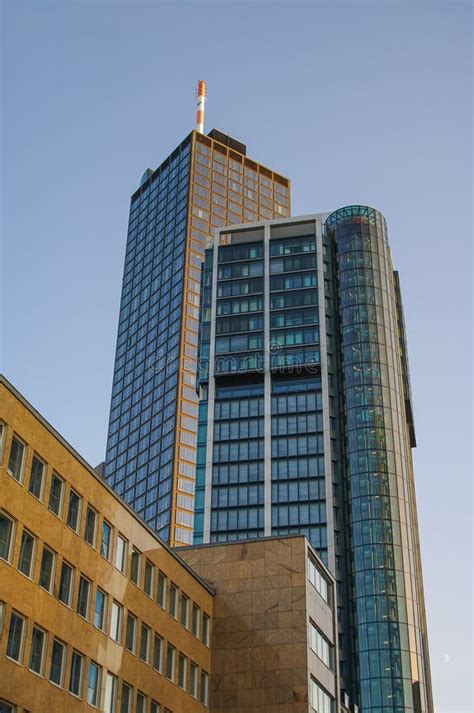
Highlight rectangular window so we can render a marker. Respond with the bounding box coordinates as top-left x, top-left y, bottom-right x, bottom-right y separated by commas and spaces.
153, 634, 163, 672
178, 653, 187, 689
0, 511, 15, 562
308, 557, 329, 604
115, 535, 127, 573
151, 701, 161, 713
6, 611, 25, 662
0, 421, 5, 460
8, 435, 25, 482
165, 644, 175, 681
94, 588, 107, 630
18, 529, 36, 578
309, 620, 332, 668
38, 545, 55, 593
136, 692, 147, 713
29, 625, 47, 675
84, 506, 97, 546
310, 678, 333, 713
69, 650, 84, 697
0, 700, 15, 713
191, 604, 200, 637
28, 455, 45, 500
125, 613, 136, 653
189, 662, 198, 697
200, 670, 209, 706
202, 613, 210, 646
169, 583, 178, 618
104, 672, 118, 713
49, 638, 66, 686
87, 661, 102, 707
0, 602, 5, 637
77, 575, 91, 619
180, 594, 189, 628
157, 572, 167, 608
101, 520, 113, 559
144, 559, 154, 597
139, 623, 150, 663
120, 683, 132, 713
48, 473, 64, 517
110, 601, 123, 643
67, 489, 82, 532
58, 561, 74, 606
130, 548, 141, 585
